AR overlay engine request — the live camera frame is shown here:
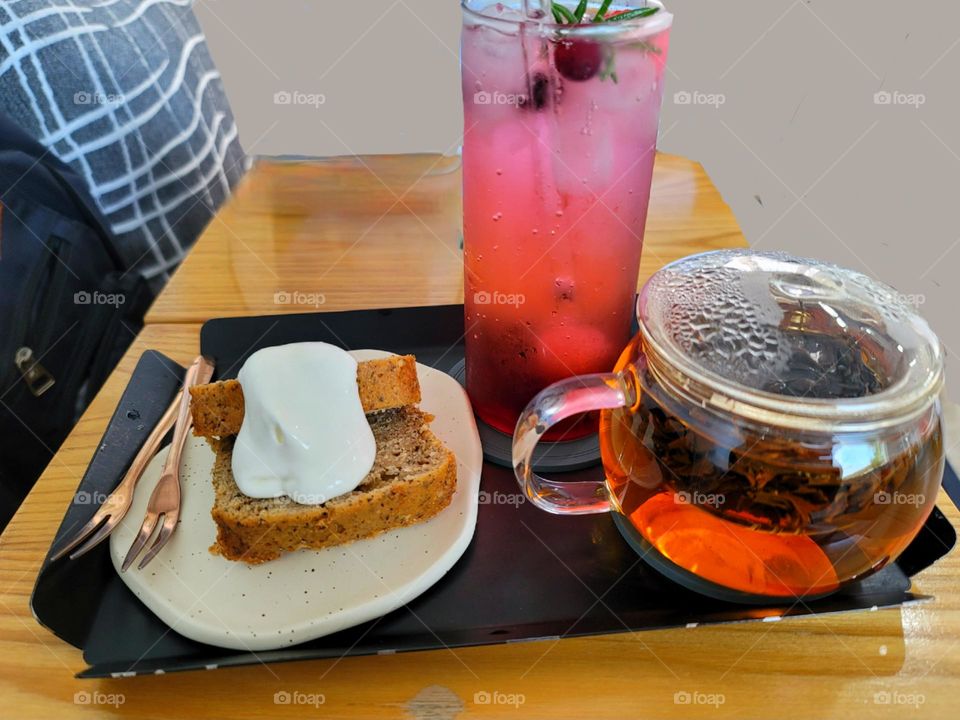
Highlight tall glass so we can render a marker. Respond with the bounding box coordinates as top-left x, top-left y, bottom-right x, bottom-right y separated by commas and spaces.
461, 1, 672, 437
